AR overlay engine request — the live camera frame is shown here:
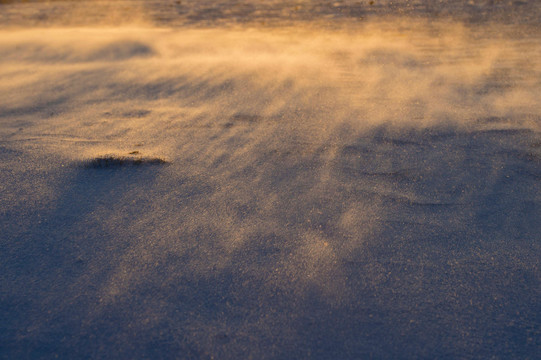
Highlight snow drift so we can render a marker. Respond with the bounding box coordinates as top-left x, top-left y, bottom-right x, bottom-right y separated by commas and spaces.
1, 2, 540, 359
